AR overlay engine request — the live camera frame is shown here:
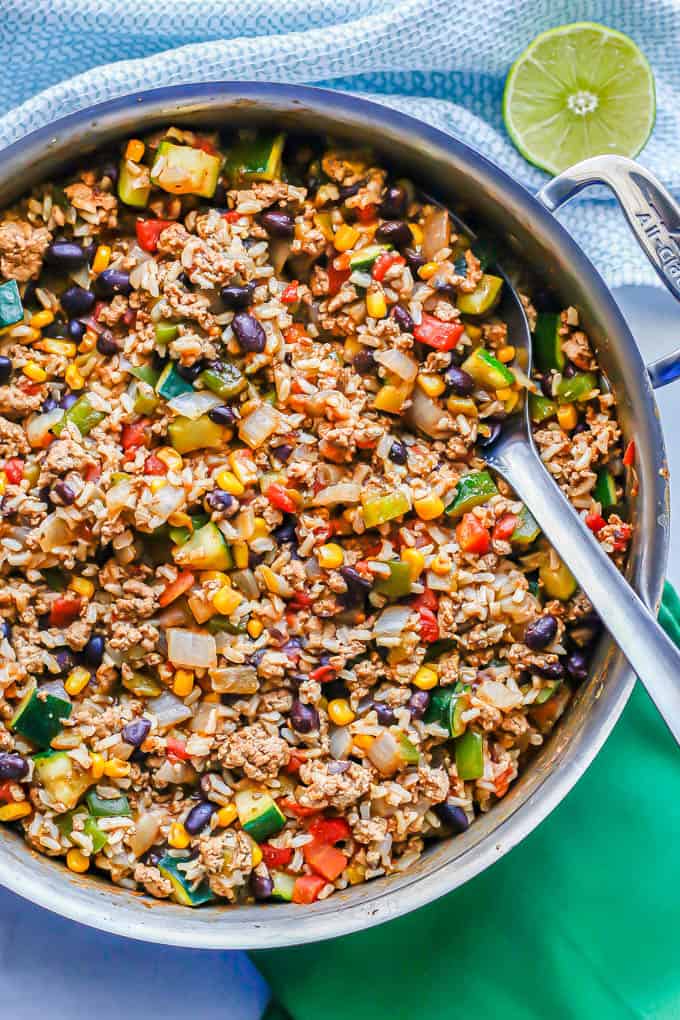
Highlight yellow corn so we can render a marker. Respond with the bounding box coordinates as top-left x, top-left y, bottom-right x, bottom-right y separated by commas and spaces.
251, 843, 263, 867
65, 666, 91, 696
374, 382, 410, 414
366, 290, 387, 319
36, 338, 77, 358
418, 261, 440, 281
495, 387, 513, 401
201, 570, 230, 585
228, 450, 257, 485
216, 803, 238, 828
0, 801, 32, 822
232, 541, 249, 569
417, 373, 446, 398
328, 698, 356, 726
414, 665, 439, 690
408, 222, 424, 245
504, 390, 520, 413
353, 733, 374, 752
334, 224, 360, 252
149, 477, 166, 494
414, 493, 444, 521
69, 576, 94, 599
66, 848, 90, 873
252, 516, 269, 539
343, 337, 362, 361
0, 472, 6, 495
29, 309, 54, 329
247, 618, 264, 639
215, 469, 244, 496
23, 361, 47, 382
168, 510, 192, 530
497, 345, 516, 363
125, 138, 145, 162
103, 757, 131, 779
92, 245, 112, 274
446, 395, 478, 417
173, 670, 194, 698
168, 821, 191, 849
465, 324, 483, 341
79, 333, 97, 354
430, 552, 452, 576
212, 585, 243, 615
203, 692, 220, 703
318, 543, 344, 570
156, 447, 183, 471
557, 403, 578, 431
402, 547, 425, 580
346, 864, 366, 885
65, 364, 84, 390
90, 752, 105, 779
